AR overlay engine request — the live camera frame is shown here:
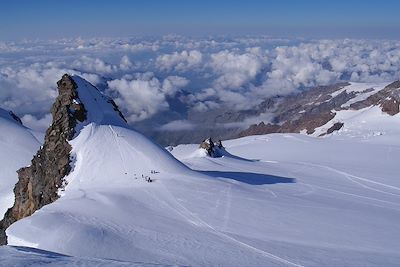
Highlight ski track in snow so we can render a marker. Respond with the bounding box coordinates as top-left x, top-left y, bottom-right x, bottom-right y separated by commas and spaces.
293, 182, 315, 197
284, 163, 400, 211
305, 183, 400, 211
147, 182, 306, 267
298, 162, 400, 197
